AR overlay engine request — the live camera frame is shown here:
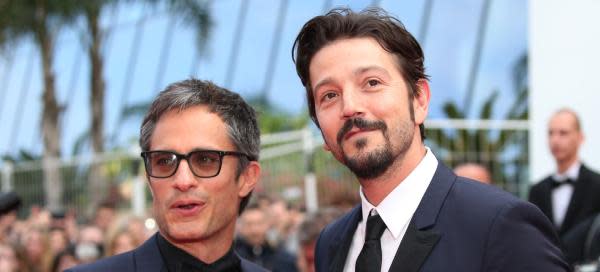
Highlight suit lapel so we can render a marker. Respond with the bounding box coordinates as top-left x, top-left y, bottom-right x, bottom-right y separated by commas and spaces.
133, 233, 167, 272
328, 206, 362, 272
389, 220, 439, 272
388, 163, 454, 272
561, 165, 590, 233
540, 180, 555, 225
